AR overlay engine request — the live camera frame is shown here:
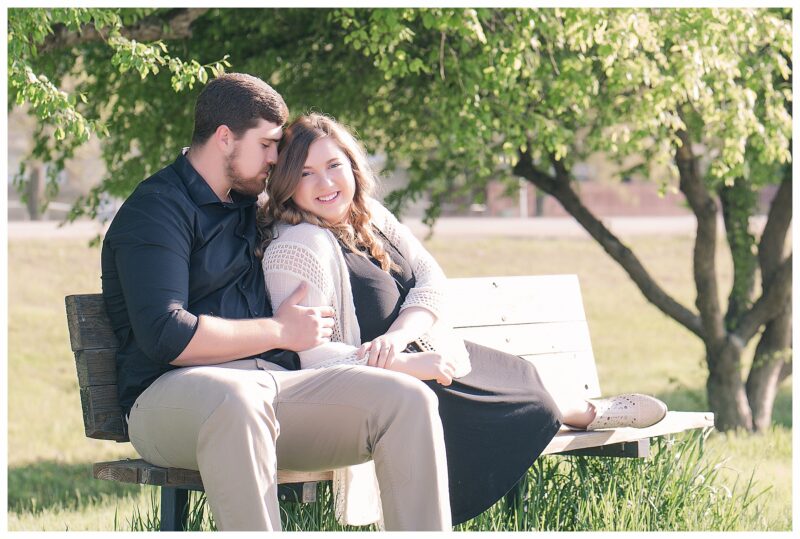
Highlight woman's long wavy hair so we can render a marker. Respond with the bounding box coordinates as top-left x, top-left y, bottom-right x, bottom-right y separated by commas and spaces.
256, 113, 395, 271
